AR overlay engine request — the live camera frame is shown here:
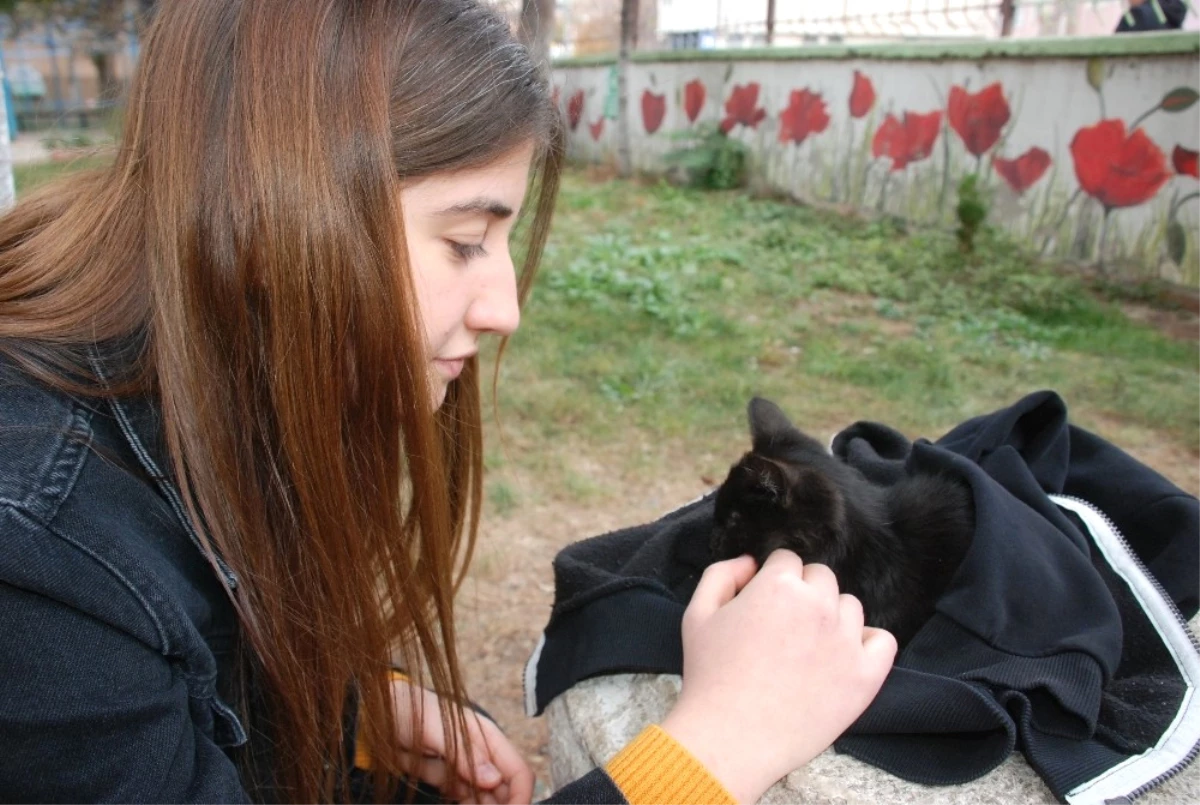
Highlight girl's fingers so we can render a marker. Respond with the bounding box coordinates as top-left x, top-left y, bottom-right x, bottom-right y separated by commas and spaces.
686, 555, 758, 623
393, 677, 533, 802
839, 593, 865, 634
445, 712, 504, 791
473, 716, 534, 803
798, 560, 840, 598
399, 754, 453, 792
863, 625, 899, 659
